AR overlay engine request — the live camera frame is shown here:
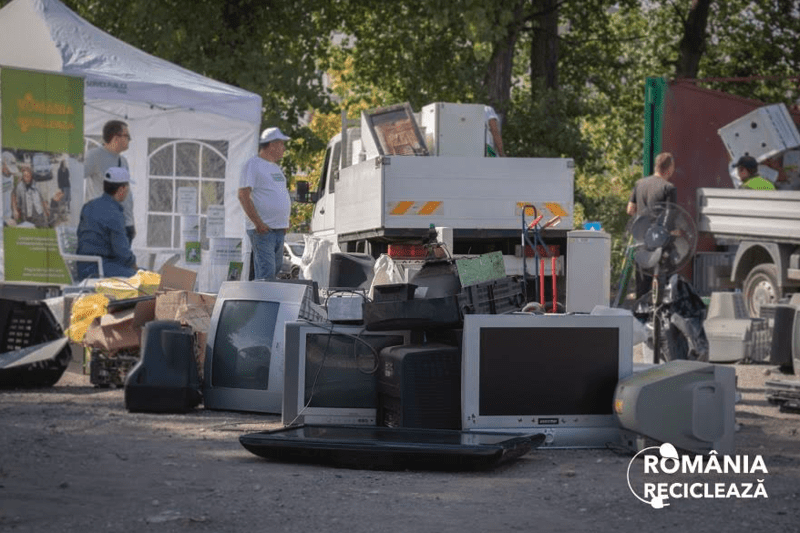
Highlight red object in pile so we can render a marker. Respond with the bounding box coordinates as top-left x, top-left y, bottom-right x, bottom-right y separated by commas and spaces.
388, 243, 427, 259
